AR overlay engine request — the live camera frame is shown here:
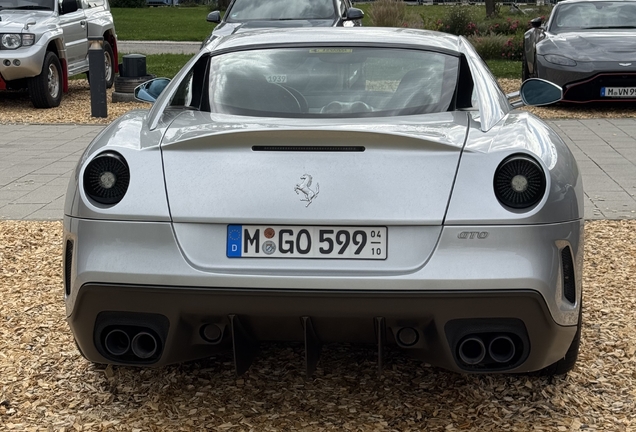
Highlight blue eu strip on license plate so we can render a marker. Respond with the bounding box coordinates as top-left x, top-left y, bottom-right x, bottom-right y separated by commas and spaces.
227, 224, 243, 257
